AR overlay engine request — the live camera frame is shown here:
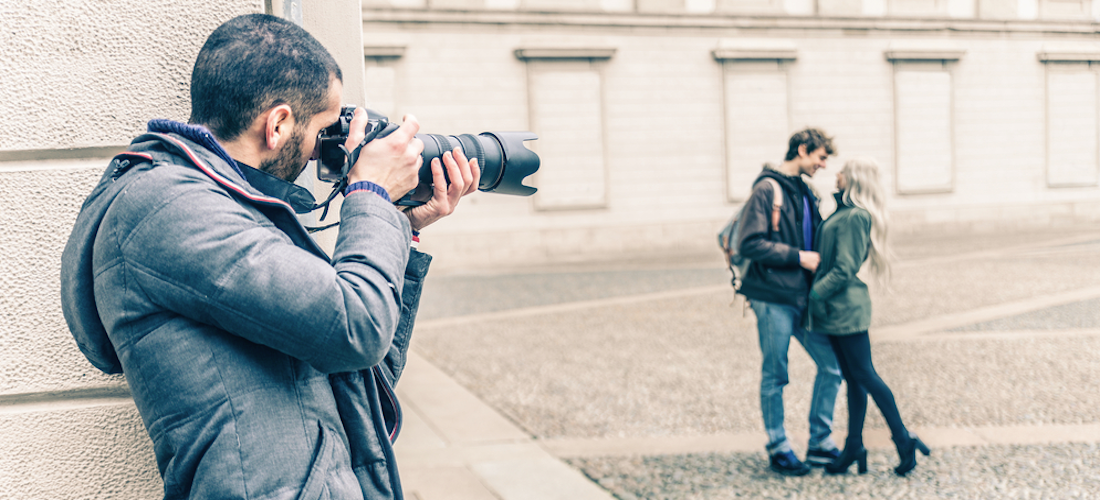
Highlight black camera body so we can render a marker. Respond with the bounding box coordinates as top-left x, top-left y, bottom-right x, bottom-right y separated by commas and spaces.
317, 106, 540, 206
